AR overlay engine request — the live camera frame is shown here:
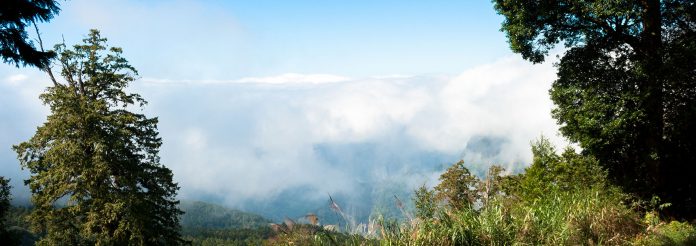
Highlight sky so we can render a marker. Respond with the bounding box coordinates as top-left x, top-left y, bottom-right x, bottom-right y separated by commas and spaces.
0, 0, 568, 219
